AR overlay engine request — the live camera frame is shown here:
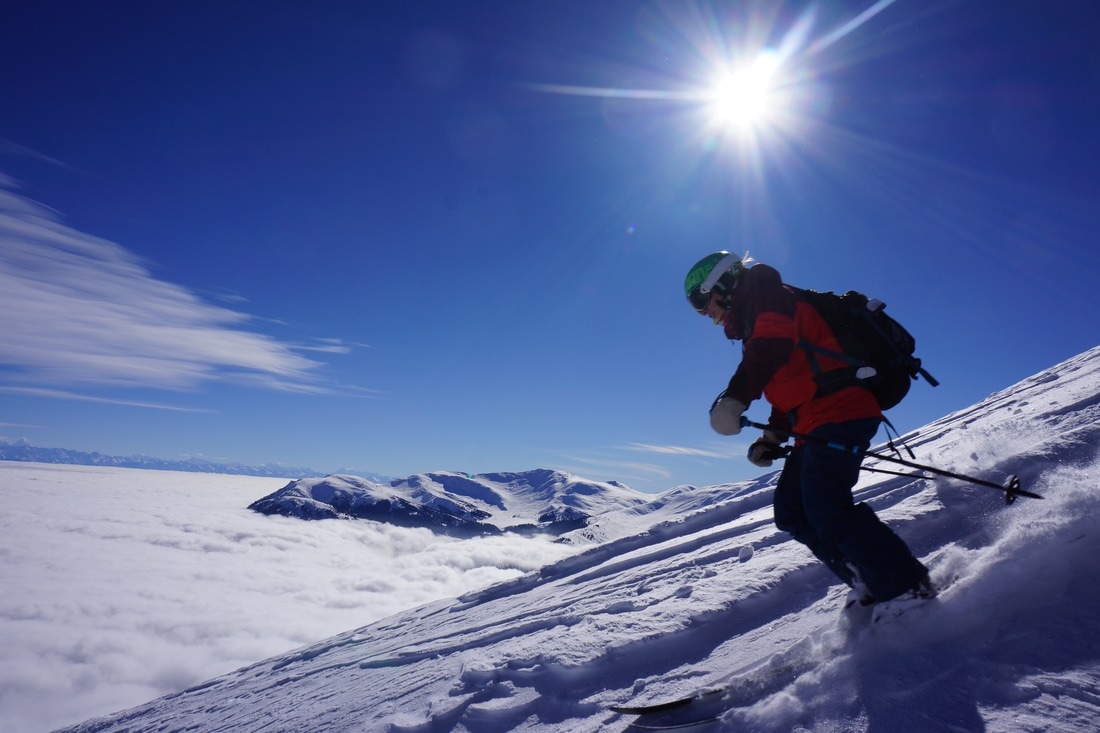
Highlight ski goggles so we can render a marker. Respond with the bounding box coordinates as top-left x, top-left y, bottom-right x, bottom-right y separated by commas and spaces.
688, 287, 712, 312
